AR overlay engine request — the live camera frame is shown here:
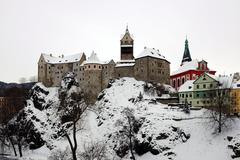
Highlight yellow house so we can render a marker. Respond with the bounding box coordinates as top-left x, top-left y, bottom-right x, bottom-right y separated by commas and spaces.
231, 80, 240, 114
